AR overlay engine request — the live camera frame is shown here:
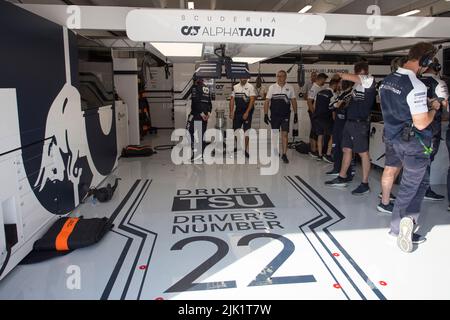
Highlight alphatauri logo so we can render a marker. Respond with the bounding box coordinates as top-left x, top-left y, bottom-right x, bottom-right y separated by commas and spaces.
180, 25, 276, 38
181, 26, 201, 36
